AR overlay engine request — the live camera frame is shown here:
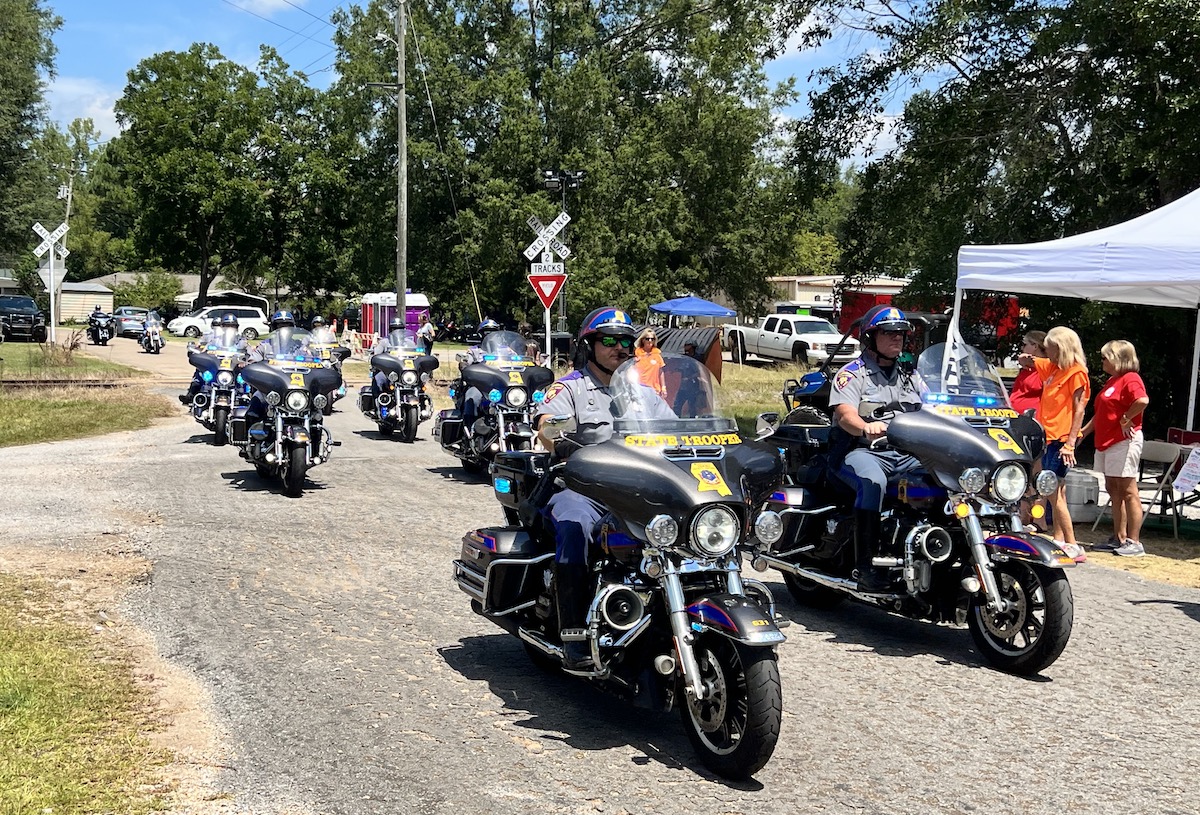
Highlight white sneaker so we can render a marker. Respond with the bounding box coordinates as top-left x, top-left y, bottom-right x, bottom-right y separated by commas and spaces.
1114, 541, 1145, 557
1060, 542, 1086, 563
